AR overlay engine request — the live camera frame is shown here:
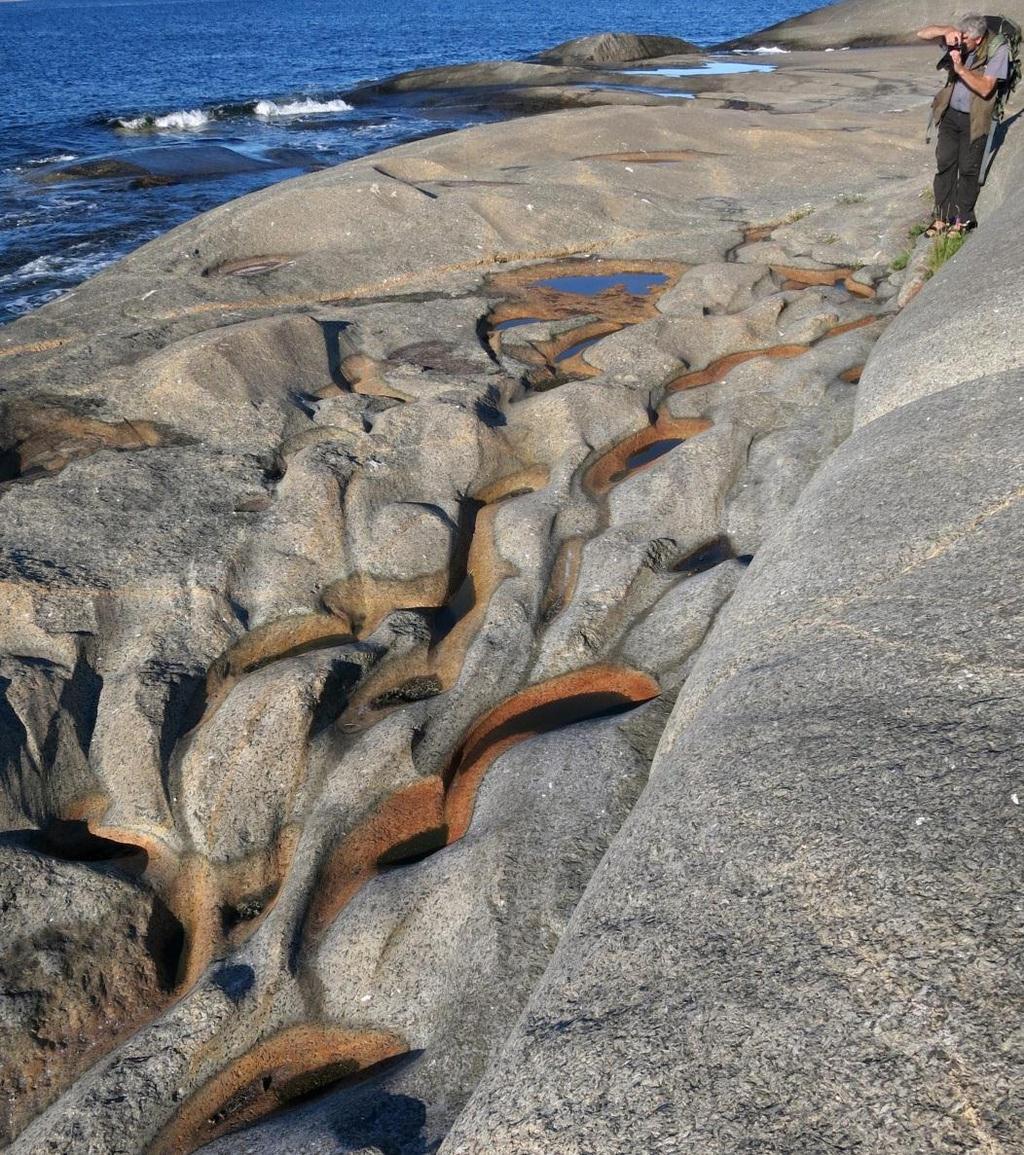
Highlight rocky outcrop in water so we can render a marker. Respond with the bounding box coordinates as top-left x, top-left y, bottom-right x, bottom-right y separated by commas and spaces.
534, 32, 700, 64
0, 25, 1021, 1155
